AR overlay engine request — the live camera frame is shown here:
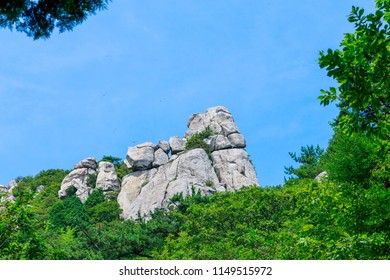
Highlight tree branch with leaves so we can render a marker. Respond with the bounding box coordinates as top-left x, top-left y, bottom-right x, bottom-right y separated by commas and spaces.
319, 0, 390, 139
0, 0, 111, 39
